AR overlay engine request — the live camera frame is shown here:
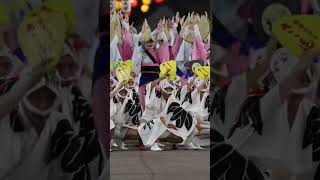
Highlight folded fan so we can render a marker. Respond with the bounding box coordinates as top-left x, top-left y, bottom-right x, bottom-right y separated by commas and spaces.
18, 6, 68, 70
160, 60, 176, 80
